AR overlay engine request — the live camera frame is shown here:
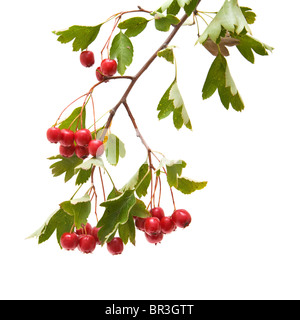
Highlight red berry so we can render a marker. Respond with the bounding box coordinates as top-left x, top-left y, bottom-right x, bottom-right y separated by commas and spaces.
101, 59, 117, 76
76, 223, 93, 236
60, 233, 79, 251
96, 67, 105, 82
107, 237, 124, 255
59, 144, 75, 158
80, 51, 95, 67
171, 209, 192, 228
150, 207, 165, 220
160, 216, 176, 234
135, 217, 146, 231
78, 235, 96, 254
60, 129, 75, 147
144, 217, 161, 236
91, 227, 101, 245
47, 127, 62, 144
88, 140, 104, 157
75, 129, 92, 146
145, 232, 163, 244
75, 145, 89, 159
